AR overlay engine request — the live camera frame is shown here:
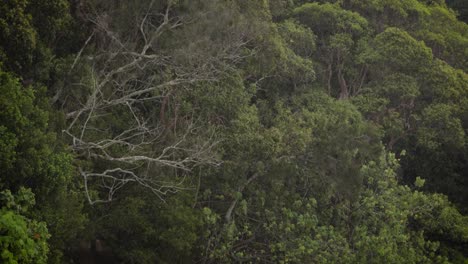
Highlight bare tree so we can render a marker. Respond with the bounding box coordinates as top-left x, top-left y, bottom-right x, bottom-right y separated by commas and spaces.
63, 0, 254, 204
